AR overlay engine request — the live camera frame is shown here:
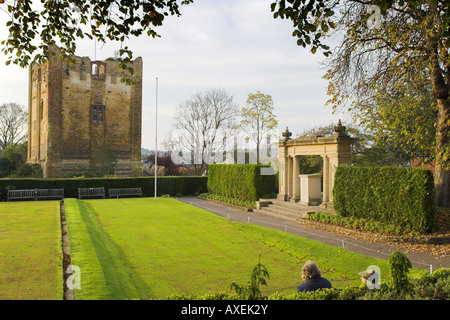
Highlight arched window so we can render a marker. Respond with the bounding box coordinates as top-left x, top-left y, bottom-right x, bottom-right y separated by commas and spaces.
92, 64, 98, 76
91, 62, 106, 80
99, 64, 105, 77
